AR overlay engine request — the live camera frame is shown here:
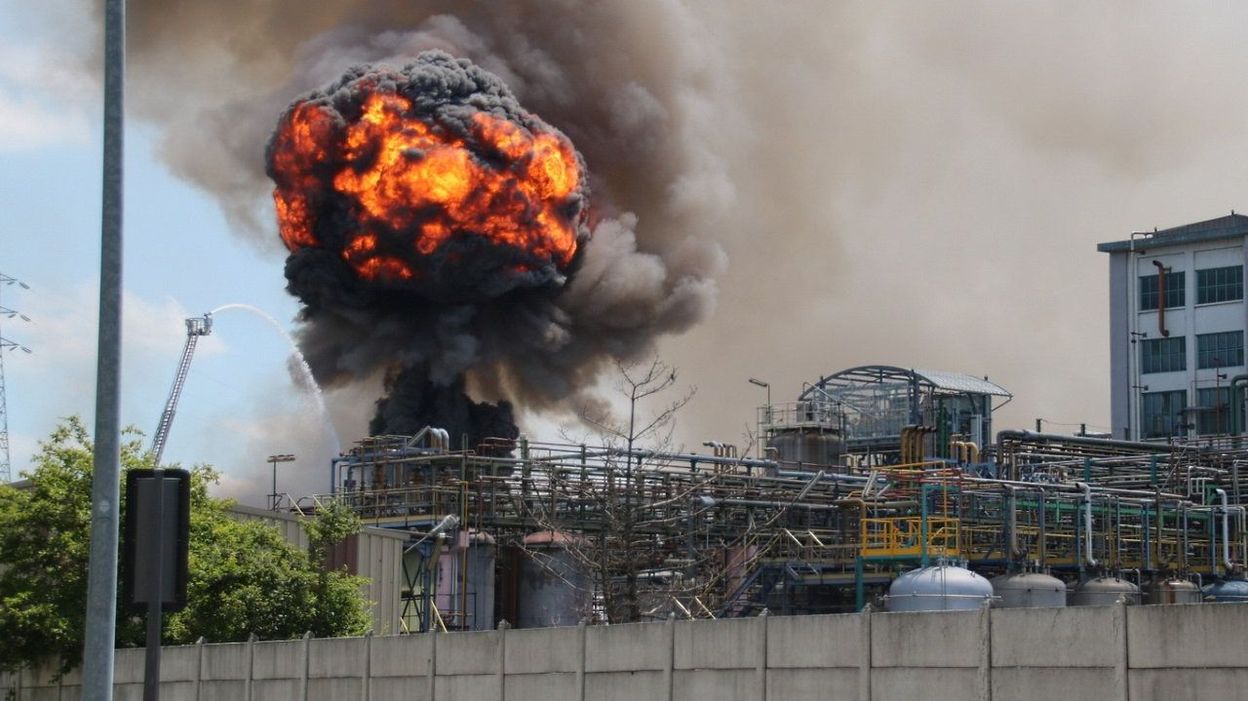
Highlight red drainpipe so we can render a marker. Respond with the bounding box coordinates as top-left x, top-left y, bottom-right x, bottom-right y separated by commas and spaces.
1153, 260, 1170, 338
